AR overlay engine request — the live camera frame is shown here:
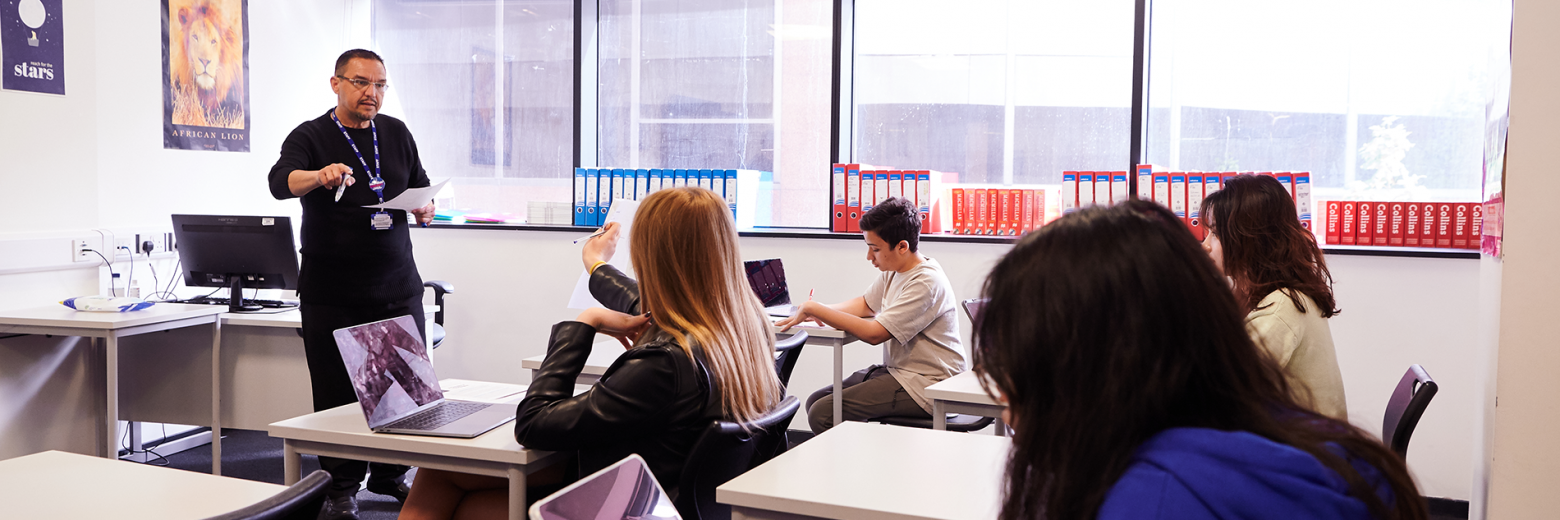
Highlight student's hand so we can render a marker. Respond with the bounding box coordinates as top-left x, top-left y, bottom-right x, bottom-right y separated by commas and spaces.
410, 202, 436, 225
775, 301, 825, 332
316, 163, 355, 189
581, 222, 623, 272
577, 307, 650, 350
